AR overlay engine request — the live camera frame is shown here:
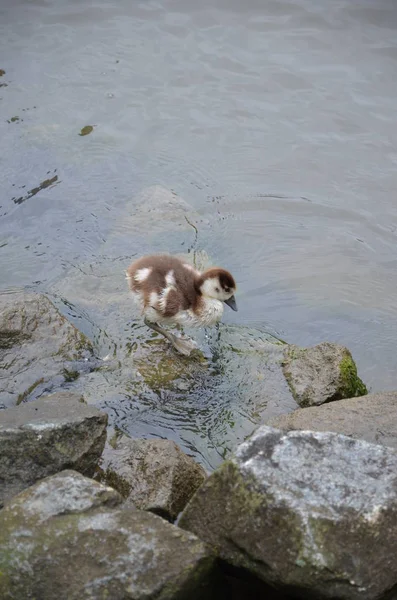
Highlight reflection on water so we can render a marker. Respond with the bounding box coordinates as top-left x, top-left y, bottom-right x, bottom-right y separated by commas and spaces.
1, 0, 397, 463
